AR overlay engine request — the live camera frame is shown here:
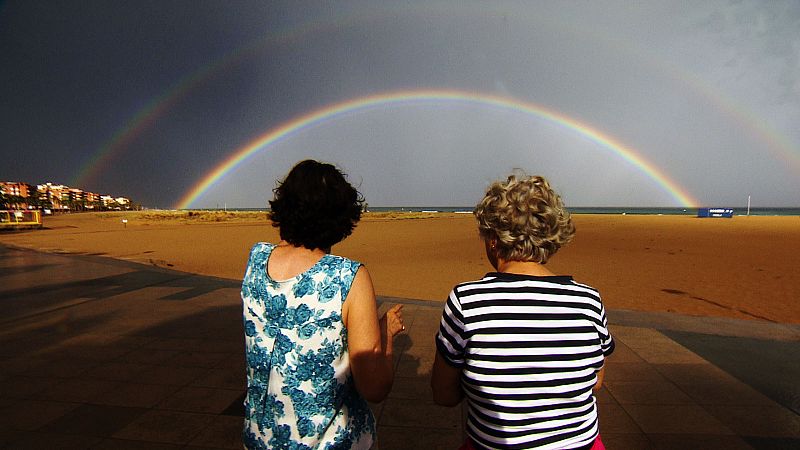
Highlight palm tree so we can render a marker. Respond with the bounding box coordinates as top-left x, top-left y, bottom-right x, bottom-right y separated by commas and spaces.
27, 193, 42, 210
8, 195, 25, 210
